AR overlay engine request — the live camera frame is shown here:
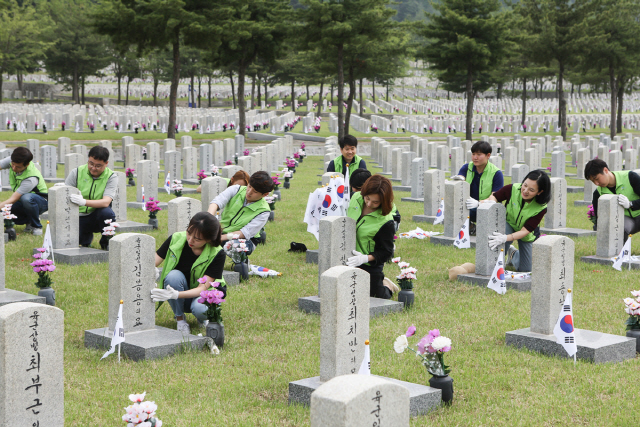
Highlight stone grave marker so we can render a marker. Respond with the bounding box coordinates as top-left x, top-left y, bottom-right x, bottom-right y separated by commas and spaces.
310, 375, 409, 427
506, 235, 635, 363
49, 185, 109, 264
400, 151, 416, 188
40, 145, 60, 181
146, 142, 160, 164
581, 194, 624, 264
540, 178, 595, 238
436, 145, 449, 172
551, 151, 566, 178
180, 135, 192, 150
125, 144, 141, 171
71, 144, 87, 158
201, 177, 228, 212
163, 138, 176, 154
431, 180, 472, 247
290, 266, 440, 415
413, 170, 445, 223
512, 164, 530, 185
401, 157, 426, 203
167, 197, 201, 236
182, 146, 198, 180
85, 233, 207, 360
199, 143, 213, 175
574, 180, 596, 206
0, 302, 64, 426
576, 148, 590, 179
57, 137, 70, 163
164, 150, 181, 182
391, 149, 402, 179
26, 139, 40, 164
